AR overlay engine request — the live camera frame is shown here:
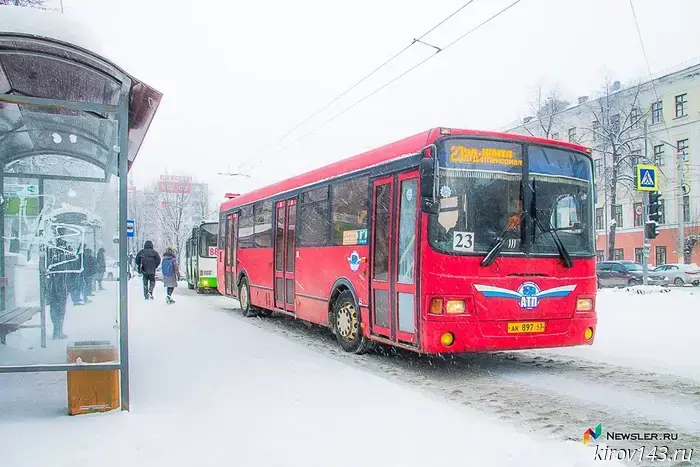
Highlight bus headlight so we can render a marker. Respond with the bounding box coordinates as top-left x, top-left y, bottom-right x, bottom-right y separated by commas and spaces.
576, 298, 593, 311
446, 300, 466, 314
